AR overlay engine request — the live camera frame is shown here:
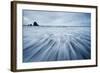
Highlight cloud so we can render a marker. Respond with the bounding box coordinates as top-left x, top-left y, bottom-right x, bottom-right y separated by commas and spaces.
23, 10, 91, 26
